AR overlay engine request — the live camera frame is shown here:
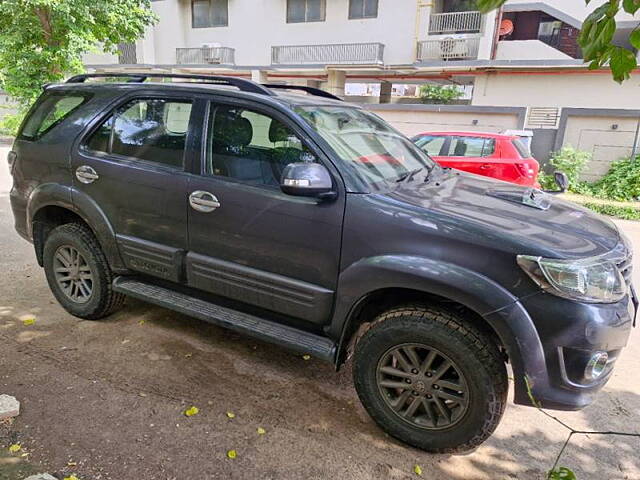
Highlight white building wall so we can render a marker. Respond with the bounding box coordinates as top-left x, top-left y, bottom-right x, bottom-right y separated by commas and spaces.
505, 0, 637, 24
472, 73, 640, 109
151, 0, 420, 66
